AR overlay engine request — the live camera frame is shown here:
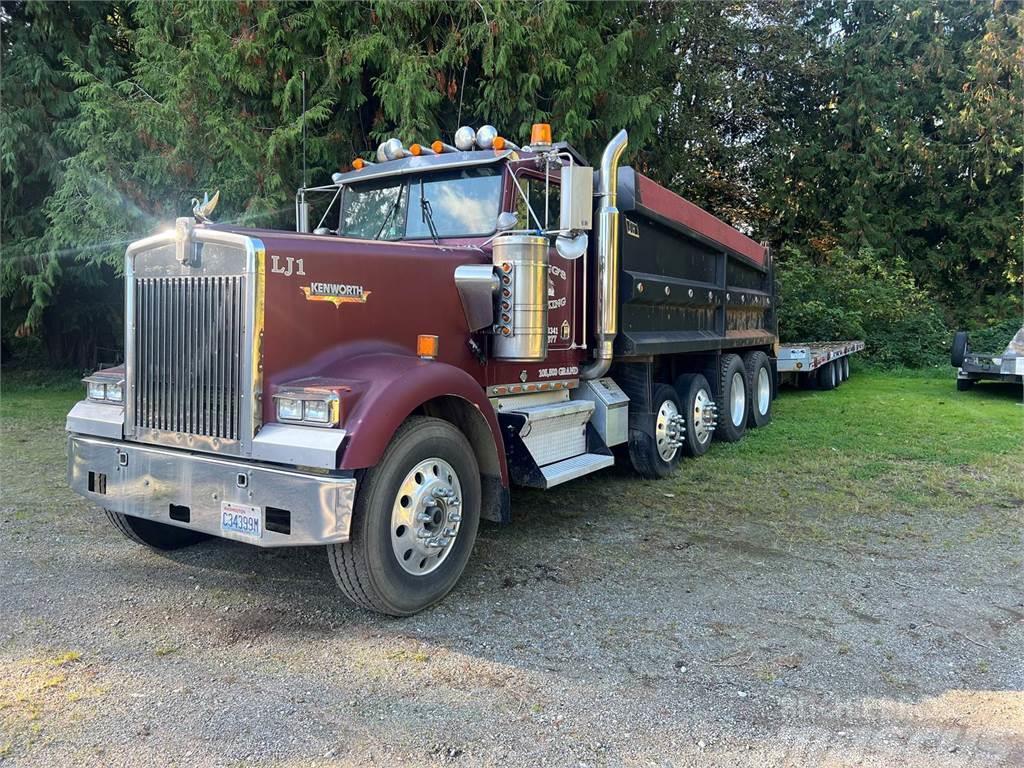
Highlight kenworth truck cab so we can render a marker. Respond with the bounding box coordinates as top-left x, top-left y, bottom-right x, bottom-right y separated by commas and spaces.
67, 124, 780, 615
